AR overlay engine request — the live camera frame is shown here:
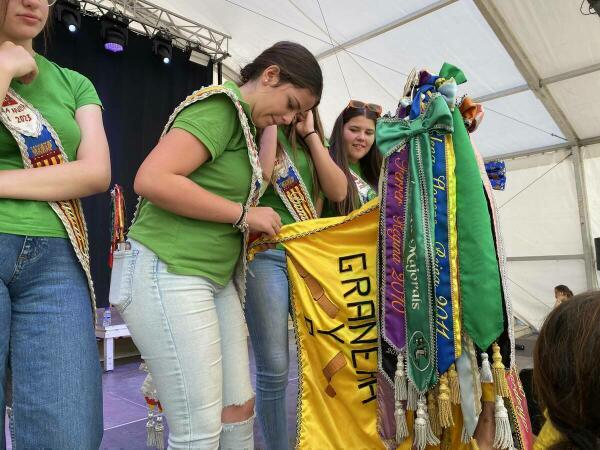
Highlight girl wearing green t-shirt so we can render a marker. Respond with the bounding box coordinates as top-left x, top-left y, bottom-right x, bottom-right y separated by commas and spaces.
0, 1, 110, 448
245, 107, 347, 449
323, 101, 383, 217
109, 42, 323, 449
